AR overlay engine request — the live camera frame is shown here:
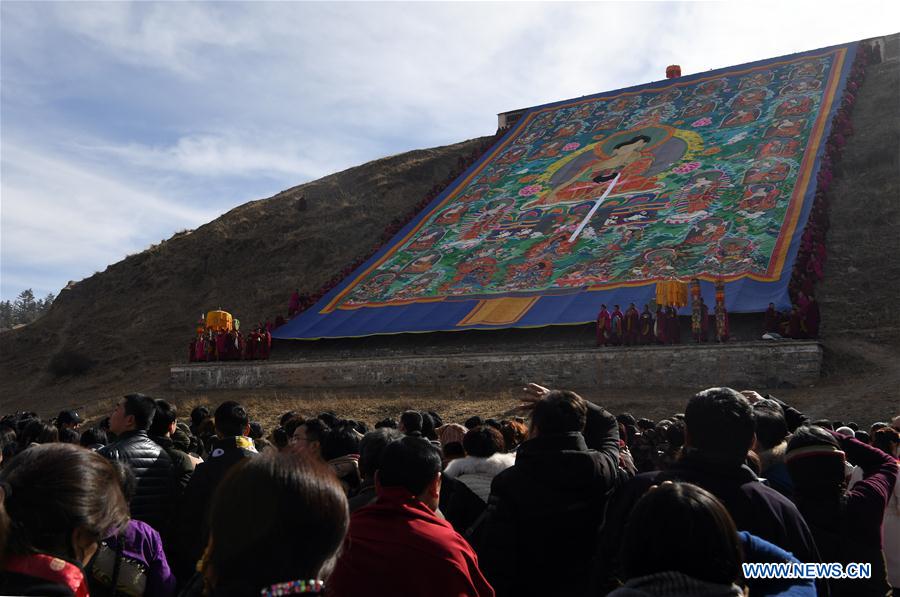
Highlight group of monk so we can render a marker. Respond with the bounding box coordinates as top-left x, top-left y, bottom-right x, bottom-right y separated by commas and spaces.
764, 294, 820, 339
188, 326, 272, 362
597, 300, 730, 347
